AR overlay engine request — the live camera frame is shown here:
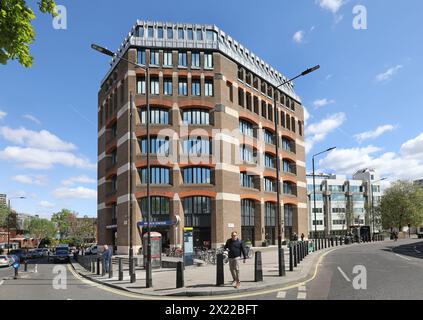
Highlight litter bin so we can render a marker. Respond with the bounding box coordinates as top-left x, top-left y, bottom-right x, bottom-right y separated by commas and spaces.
143, 232, 162, 269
